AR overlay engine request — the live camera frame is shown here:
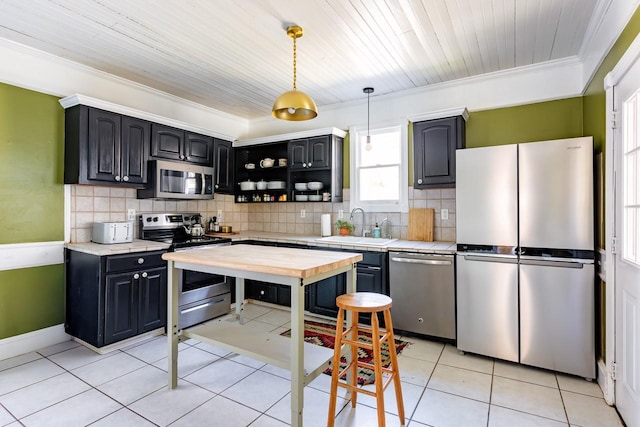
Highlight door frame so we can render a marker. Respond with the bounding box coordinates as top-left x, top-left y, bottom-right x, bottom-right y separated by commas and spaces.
603, 31, 640, 406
